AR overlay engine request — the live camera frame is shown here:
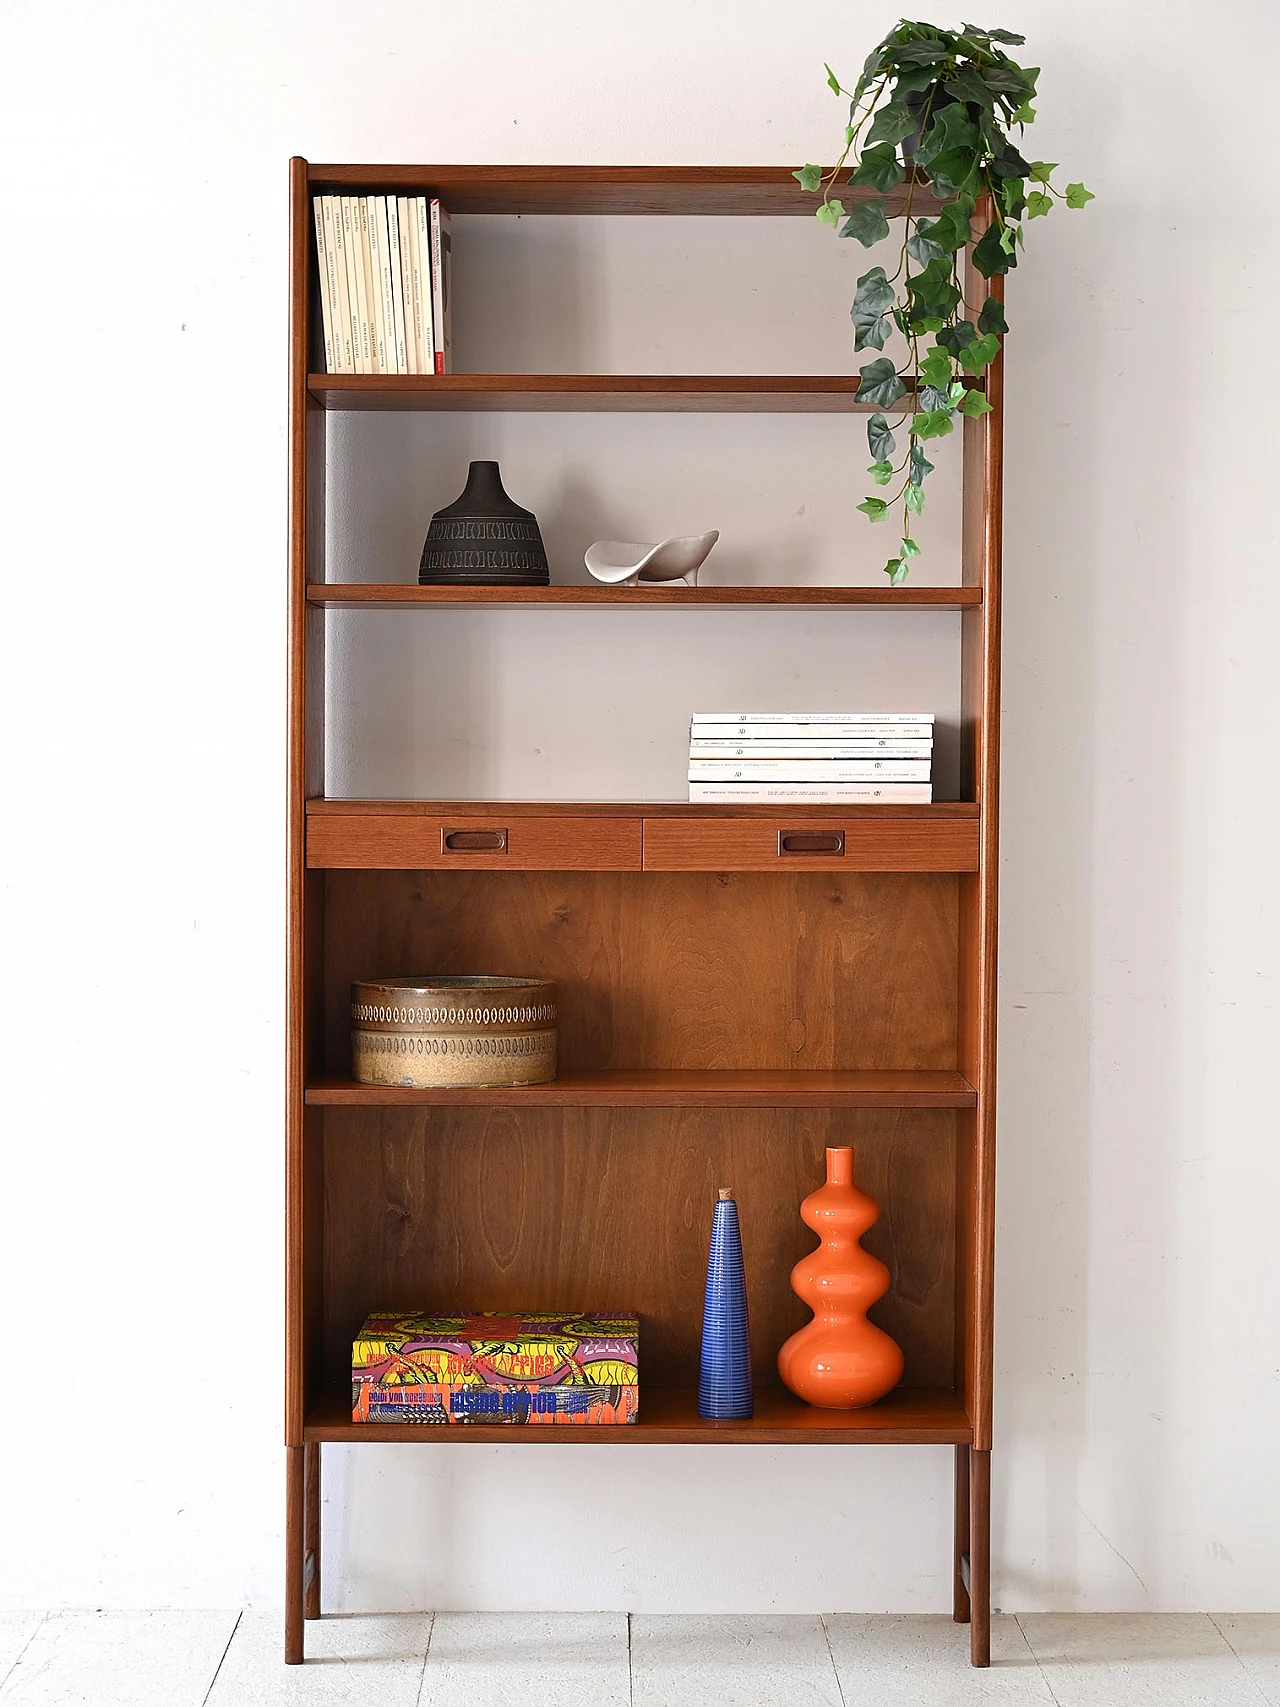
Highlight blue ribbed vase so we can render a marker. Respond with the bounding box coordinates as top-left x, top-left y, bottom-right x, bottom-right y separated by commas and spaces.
698, 1188, 753, 1419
